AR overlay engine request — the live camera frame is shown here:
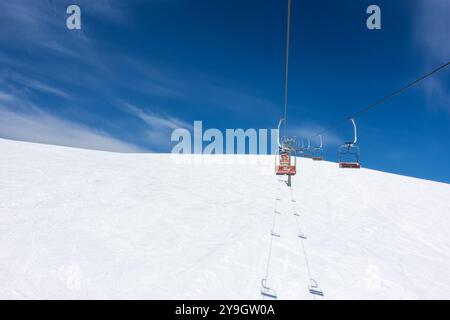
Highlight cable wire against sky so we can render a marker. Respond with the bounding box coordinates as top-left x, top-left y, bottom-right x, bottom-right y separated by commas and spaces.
309, 61, 450, 140
283, 0, 292, 138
